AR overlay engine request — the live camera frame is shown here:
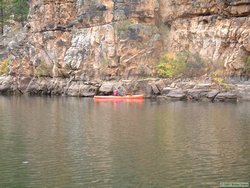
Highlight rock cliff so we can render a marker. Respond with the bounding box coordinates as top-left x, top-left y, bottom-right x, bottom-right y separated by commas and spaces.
7, 0, 250, 79
161, 0, 250, 75
1, 0, 250, 98
11, 0, 162, 80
